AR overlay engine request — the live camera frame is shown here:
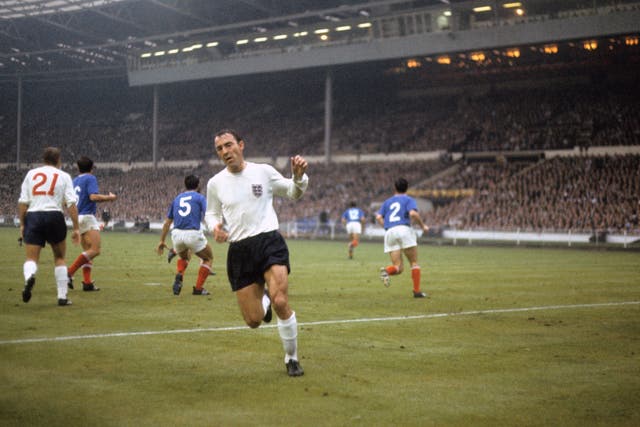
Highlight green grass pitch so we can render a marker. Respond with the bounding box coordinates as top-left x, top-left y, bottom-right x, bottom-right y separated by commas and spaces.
1, 227, 639, 426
